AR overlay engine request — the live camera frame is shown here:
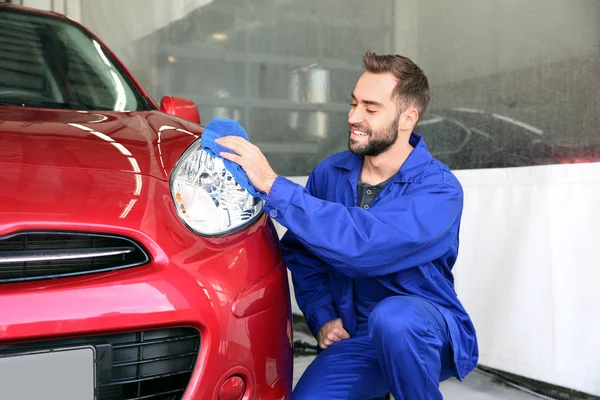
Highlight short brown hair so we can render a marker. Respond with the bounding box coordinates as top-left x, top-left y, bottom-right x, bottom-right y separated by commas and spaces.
363, 51, 430, 115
